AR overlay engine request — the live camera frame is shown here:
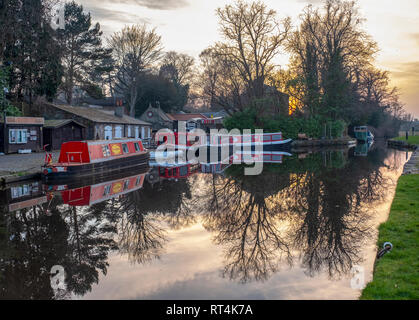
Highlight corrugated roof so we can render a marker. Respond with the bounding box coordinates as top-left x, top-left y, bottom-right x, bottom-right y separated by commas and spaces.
51, 104, 151, 126
44, 119, 86, 128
